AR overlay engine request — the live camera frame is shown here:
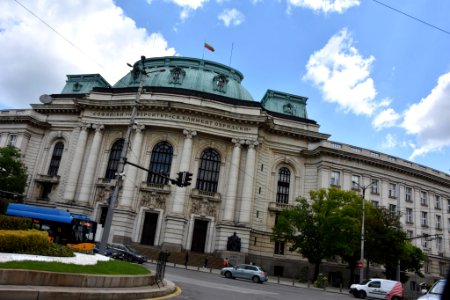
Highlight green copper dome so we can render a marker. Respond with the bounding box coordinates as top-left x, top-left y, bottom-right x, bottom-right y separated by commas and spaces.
113, 56, 254, 101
